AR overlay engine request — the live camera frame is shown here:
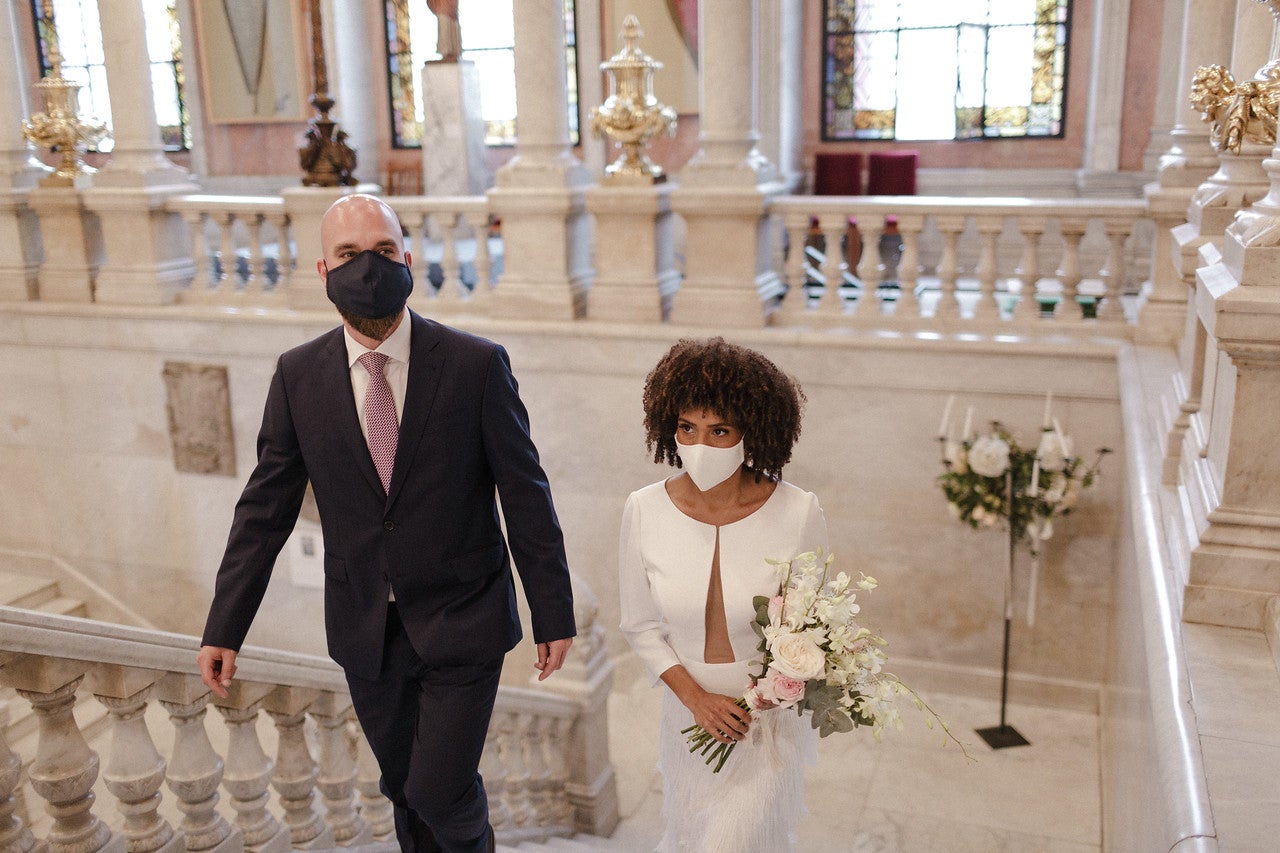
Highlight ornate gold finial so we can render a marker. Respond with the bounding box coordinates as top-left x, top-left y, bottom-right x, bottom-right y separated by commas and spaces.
590, 15, 677, 184
298, 0, 356, 186
1190, 59, 1280, 153
22, 0, 109, 186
